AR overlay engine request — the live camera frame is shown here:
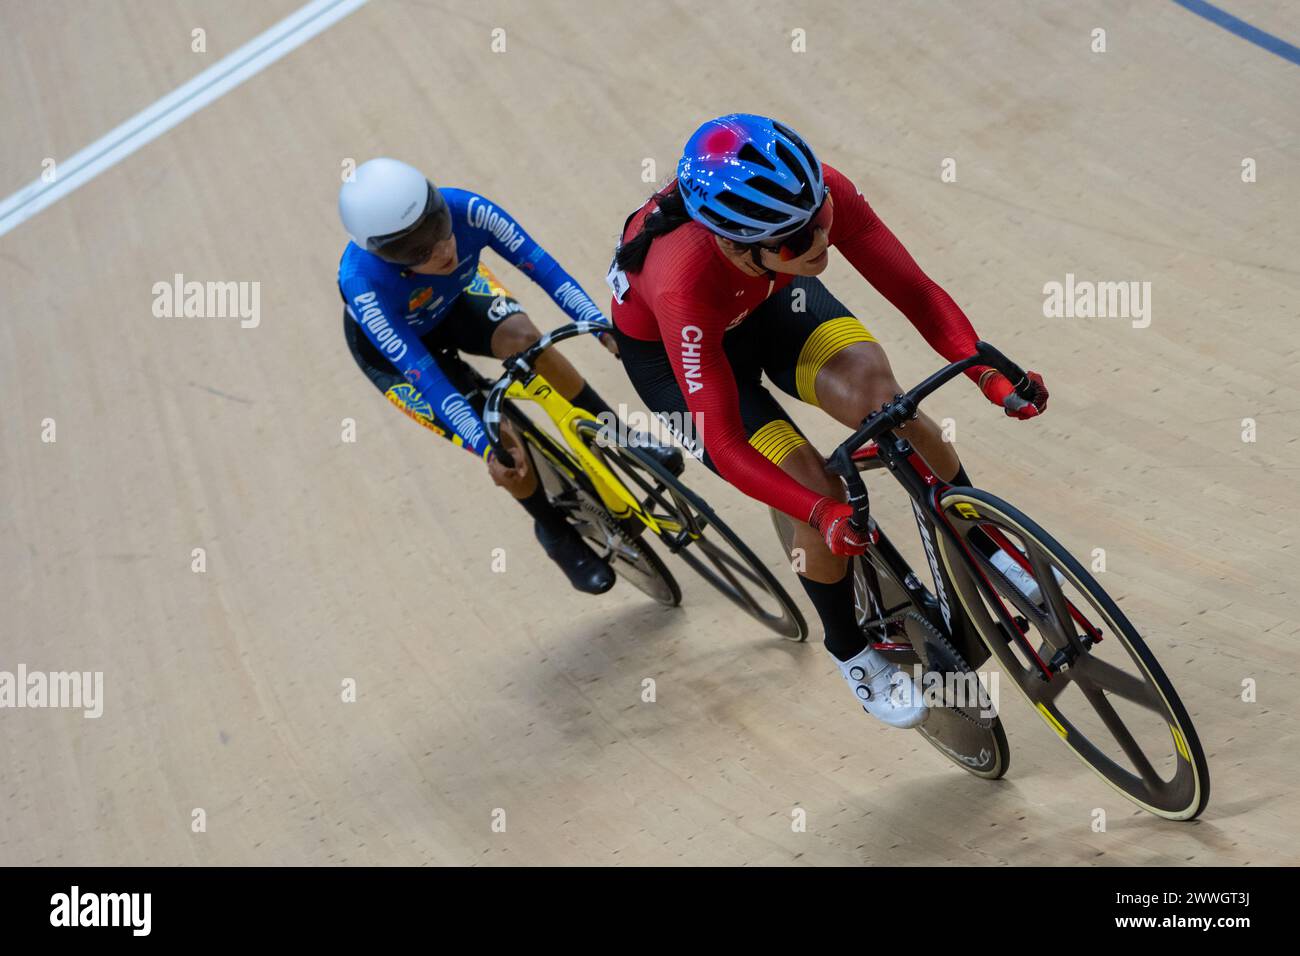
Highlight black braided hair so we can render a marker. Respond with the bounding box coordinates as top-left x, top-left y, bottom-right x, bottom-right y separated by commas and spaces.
615, 184, 693, 274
